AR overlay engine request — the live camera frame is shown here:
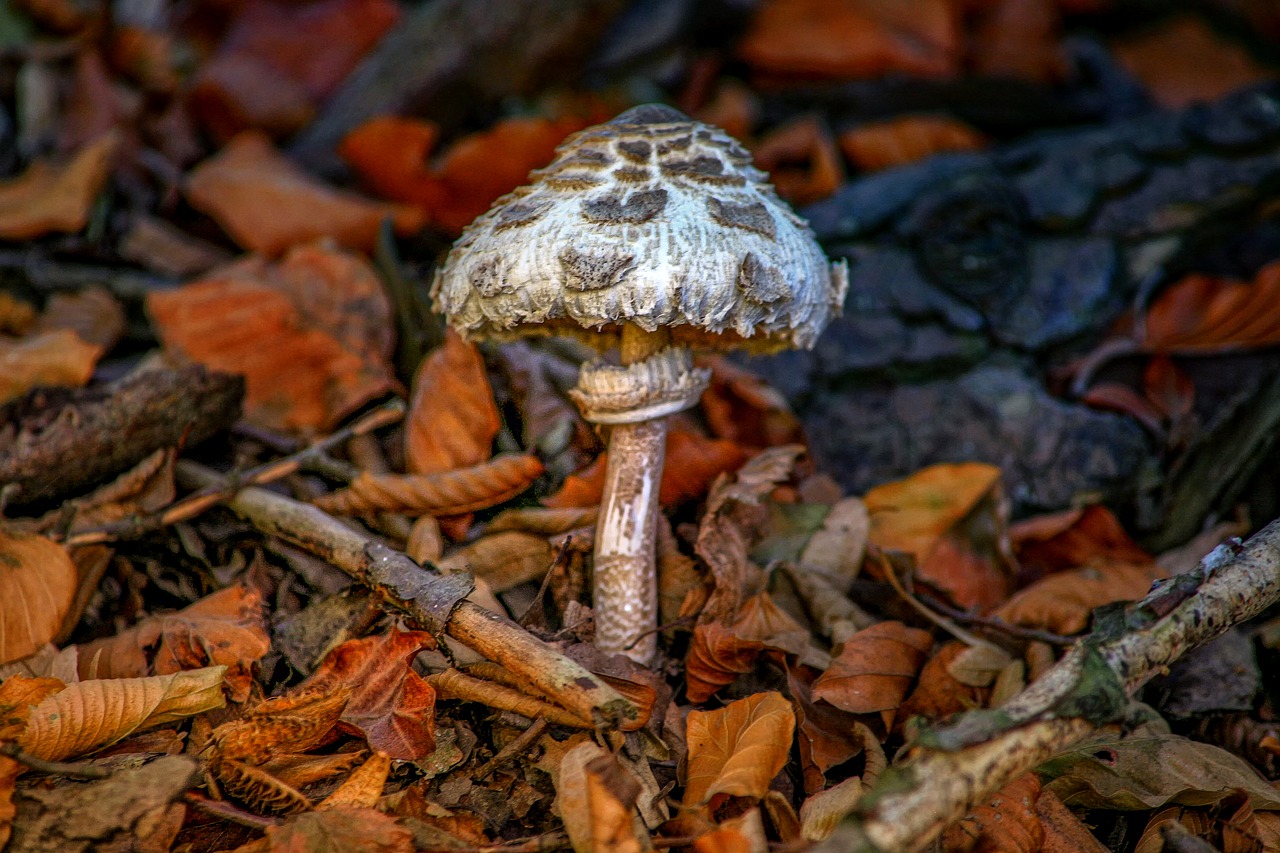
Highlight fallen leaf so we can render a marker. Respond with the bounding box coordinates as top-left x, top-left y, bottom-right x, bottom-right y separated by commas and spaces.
33, 286, 126, 350
966, 0, 1066, 84
941, 772, 1043, 853
812, 621, 933, 728
1112, 14, 1276, 109
700, 355, 805, 449
993, 559, 1167, 635
265, 806, 414, 852
1036, 789, 1111, 853
0, 132, 118, 240
737, 0, 958, 80
0, 529, 78, 665
340, 114, 593, 235
0, 675, 66, 741
751, 115, 843, 205
555, 745, 645, 853
297, 630, 437, 760
76, 584, 270, 703
839, 114, 987, 172
686, 593, 812, 702
319, 751, 392, 810
406, 330, 500, 475
315, 453, 544, 516
436, 531, 553, 593
147, 241, 395, 432
185, 131, 424, 255
683, 691, 796, 809
786, 663, 878, 793
1140, 261, 1280, 354
1011, 504, 1153, 587
545, 427, 751, 509
897, 640, 990, 725
800, 775, 867, 841
0, 330, 103, 405
864, 462, 1015, 611
20, 666, 227, 761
